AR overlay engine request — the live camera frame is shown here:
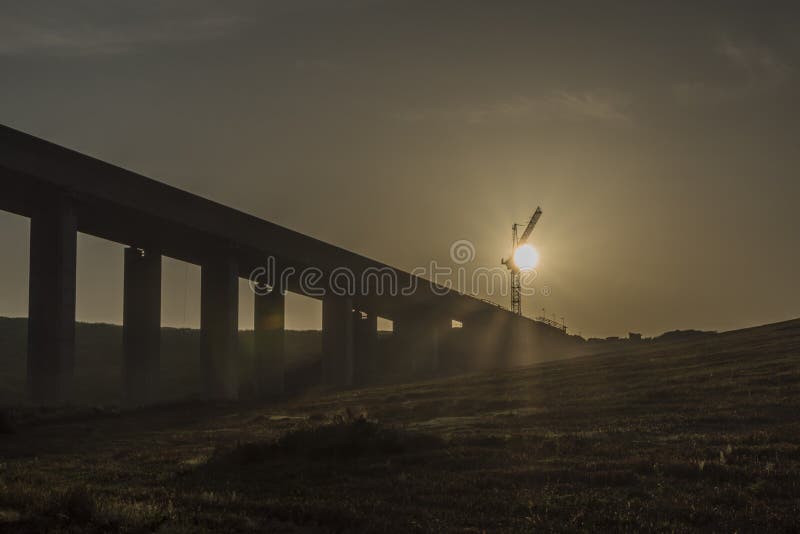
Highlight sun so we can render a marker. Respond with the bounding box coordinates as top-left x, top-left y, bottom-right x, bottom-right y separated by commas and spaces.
513, 243, 539, 271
